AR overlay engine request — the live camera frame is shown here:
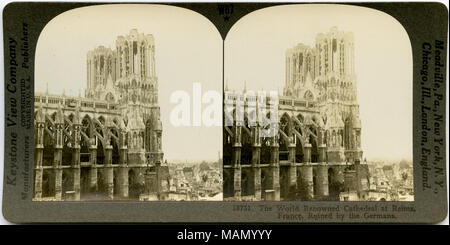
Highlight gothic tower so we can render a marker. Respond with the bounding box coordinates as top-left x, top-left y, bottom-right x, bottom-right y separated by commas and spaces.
85, 29, 163, 166
284, 27, 362, 163
86, 46, 117, 100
